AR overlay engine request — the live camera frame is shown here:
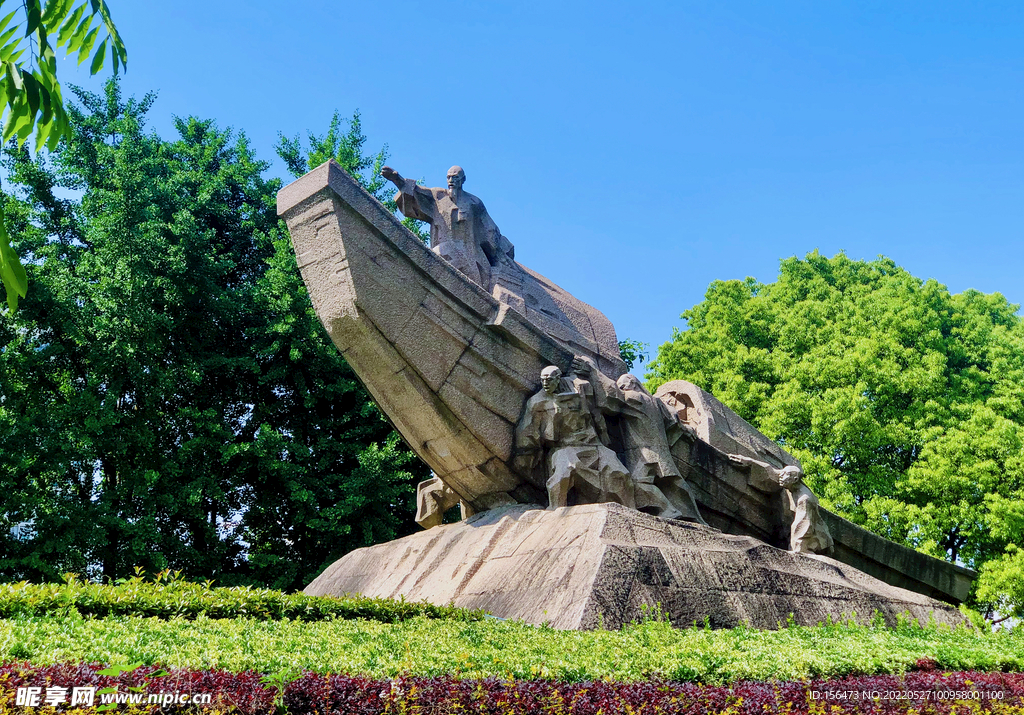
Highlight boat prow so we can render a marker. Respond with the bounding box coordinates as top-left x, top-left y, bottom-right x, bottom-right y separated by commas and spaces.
278, 160, 625, 509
